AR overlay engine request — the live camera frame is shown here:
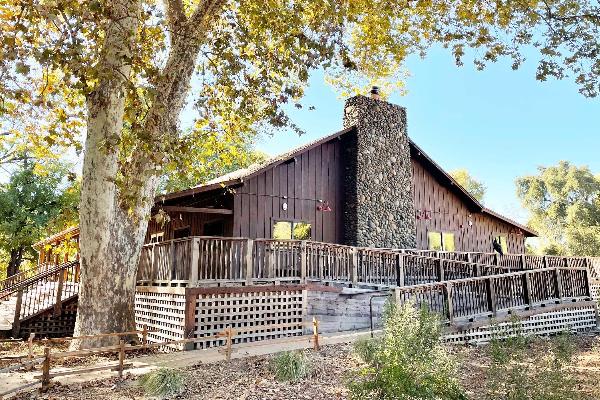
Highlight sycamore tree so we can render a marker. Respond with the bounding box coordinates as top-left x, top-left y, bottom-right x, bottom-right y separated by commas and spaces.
1, 0, 599, 348
516, 161, 600, 256
450, 169, 486, 203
